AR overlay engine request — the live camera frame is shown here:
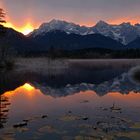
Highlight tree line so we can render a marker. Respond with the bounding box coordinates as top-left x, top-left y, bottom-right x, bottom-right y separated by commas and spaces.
0, 8, 15, 69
